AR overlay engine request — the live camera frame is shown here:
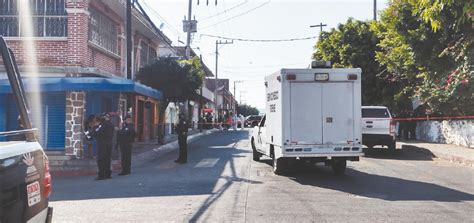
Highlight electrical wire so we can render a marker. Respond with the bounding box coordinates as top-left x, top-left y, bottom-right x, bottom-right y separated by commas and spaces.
200, 1, 271, 30
140, 0, 185, 40
219, 62, 308, 69
199, 0, 249, 21
200, 34, 318, 42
